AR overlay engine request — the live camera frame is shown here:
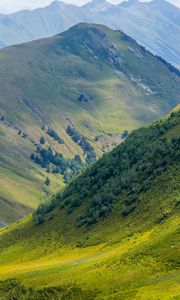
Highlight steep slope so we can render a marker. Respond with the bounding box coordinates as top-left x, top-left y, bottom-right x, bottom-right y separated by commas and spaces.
0, 0, 180, 67
0, 122, 64, 225
0, 106, 179, 299
0, 23, 180, 225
